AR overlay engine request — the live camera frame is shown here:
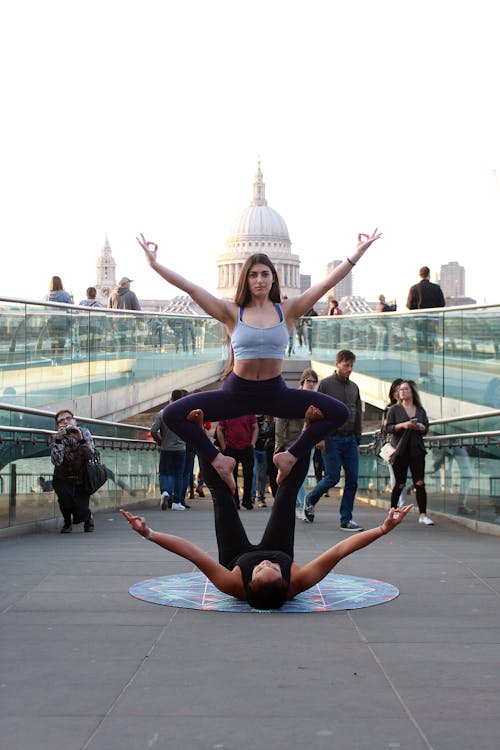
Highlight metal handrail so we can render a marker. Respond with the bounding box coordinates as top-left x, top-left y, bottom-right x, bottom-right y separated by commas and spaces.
361, 429, 500, 454
362, 409, 500, 439
1, 294, 497, 314
0, 425, 155, 449
0, 403, 151, 433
